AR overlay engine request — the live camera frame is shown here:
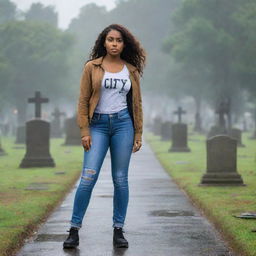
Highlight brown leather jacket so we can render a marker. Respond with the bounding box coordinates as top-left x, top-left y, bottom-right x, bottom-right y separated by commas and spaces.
77, 56, 143, 142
